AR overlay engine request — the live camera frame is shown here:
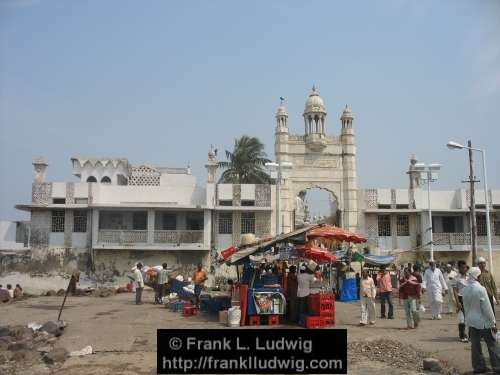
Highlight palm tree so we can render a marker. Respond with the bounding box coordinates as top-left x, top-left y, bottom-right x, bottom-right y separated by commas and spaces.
218, 136, 272, 184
